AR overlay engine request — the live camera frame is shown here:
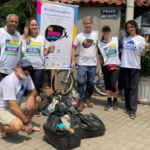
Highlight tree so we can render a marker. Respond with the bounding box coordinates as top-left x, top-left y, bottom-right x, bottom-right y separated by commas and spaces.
0, 0, 37, 34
